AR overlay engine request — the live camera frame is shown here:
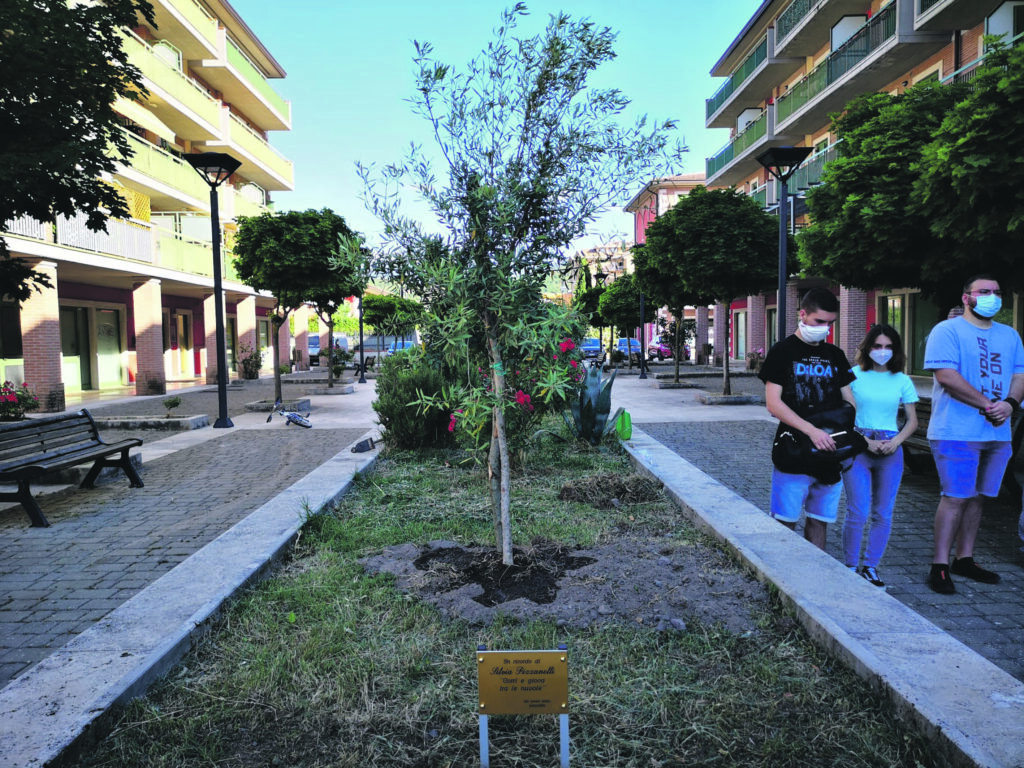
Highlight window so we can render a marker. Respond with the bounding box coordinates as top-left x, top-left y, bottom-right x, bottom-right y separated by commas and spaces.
0, 305, 22, 358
